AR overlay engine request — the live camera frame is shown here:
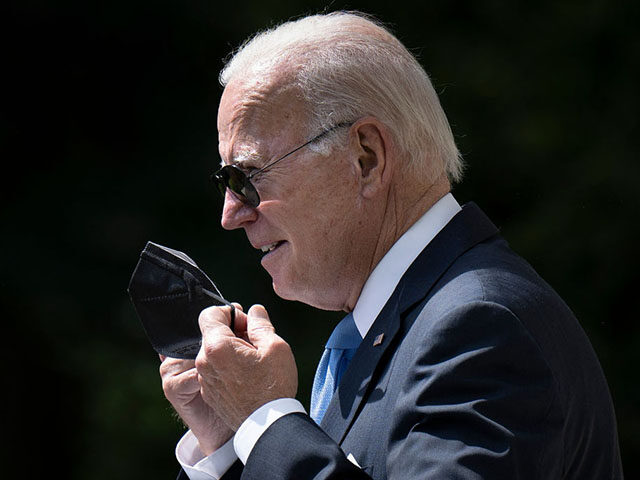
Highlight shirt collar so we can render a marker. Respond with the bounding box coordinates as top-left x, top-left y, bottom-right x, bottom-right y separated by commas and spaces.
352, 193, 461, 338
